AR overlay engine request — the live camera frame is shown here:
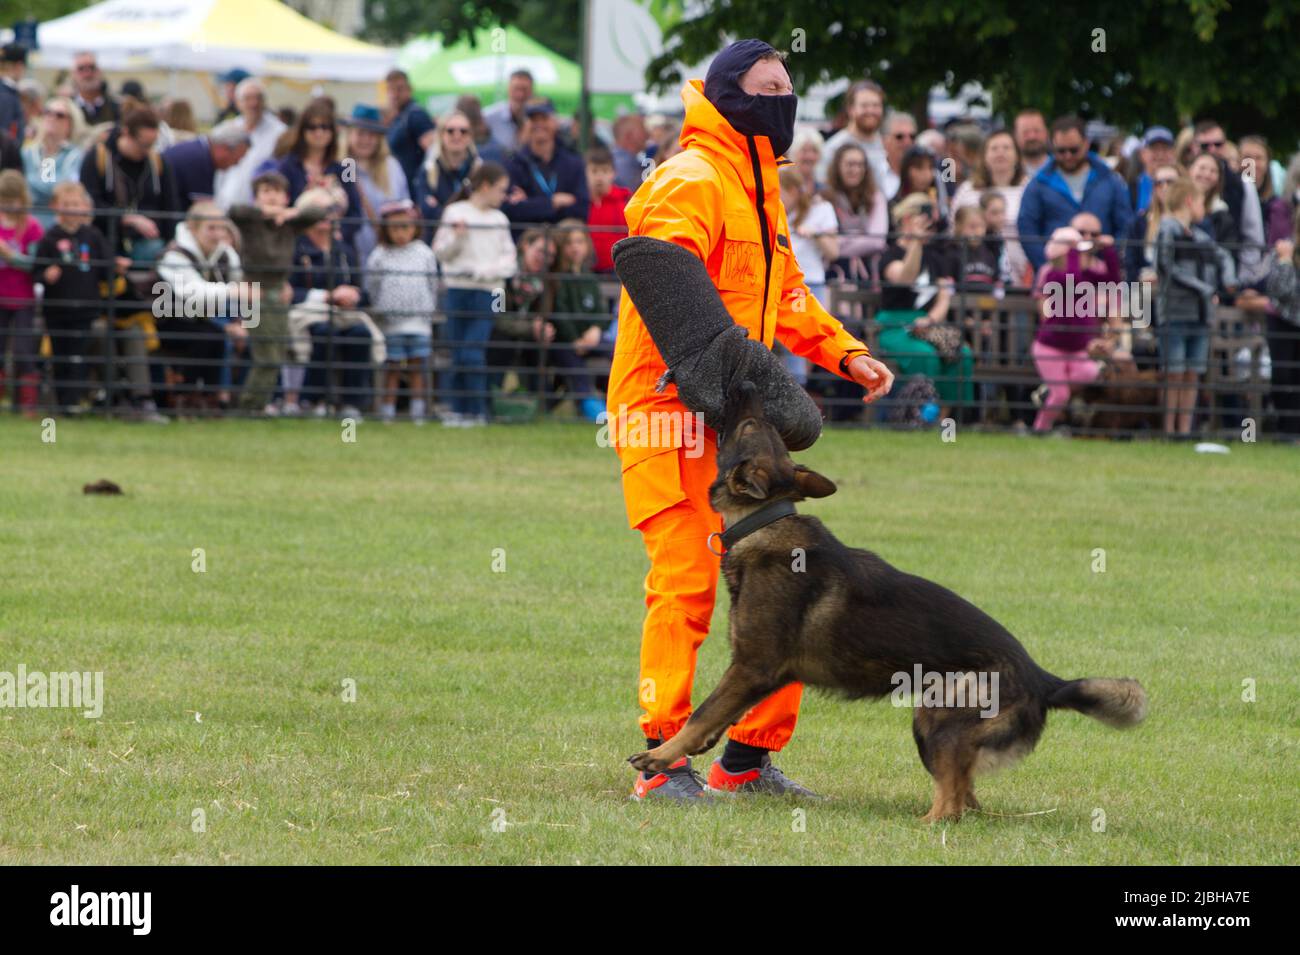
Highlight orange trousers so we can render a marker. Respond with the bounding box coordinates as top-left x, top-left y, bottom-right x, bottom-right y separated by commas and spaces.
623, 437, 803, 751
